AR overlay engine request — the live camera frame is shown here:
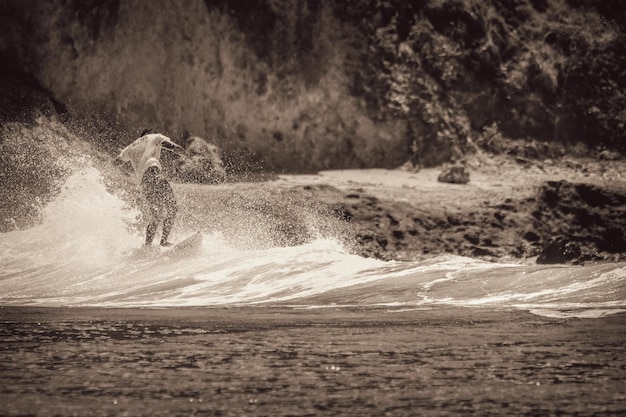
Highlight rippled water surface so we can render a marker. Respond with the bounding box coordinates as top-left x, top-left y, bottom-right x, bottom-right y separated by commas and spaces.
1, 307, 625, 416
